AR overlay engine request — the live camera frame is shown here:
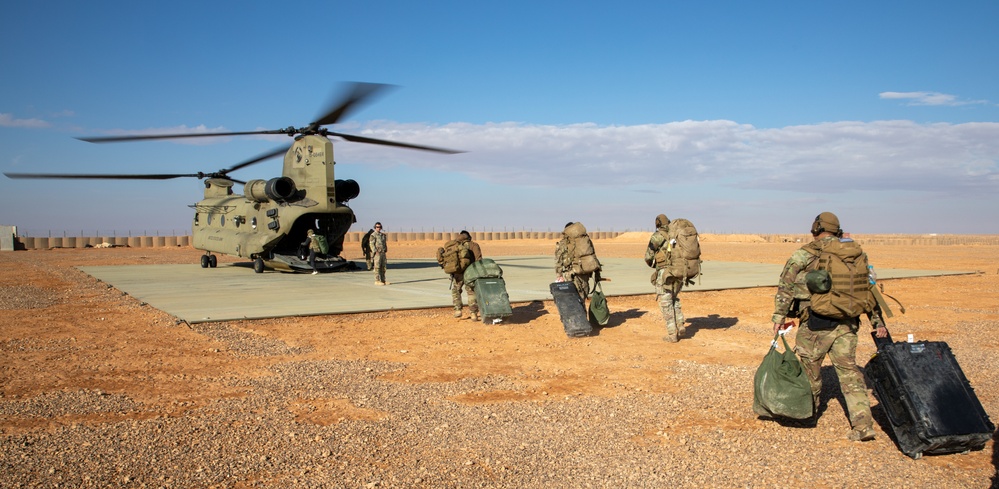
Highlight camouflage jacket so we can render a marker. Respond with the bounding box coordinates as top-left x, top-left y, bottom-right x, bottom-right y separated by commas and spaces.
644, 227, 669, 268
772, 236, 884, 328
554, 236, 572, 276
368, 231, 388, 254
